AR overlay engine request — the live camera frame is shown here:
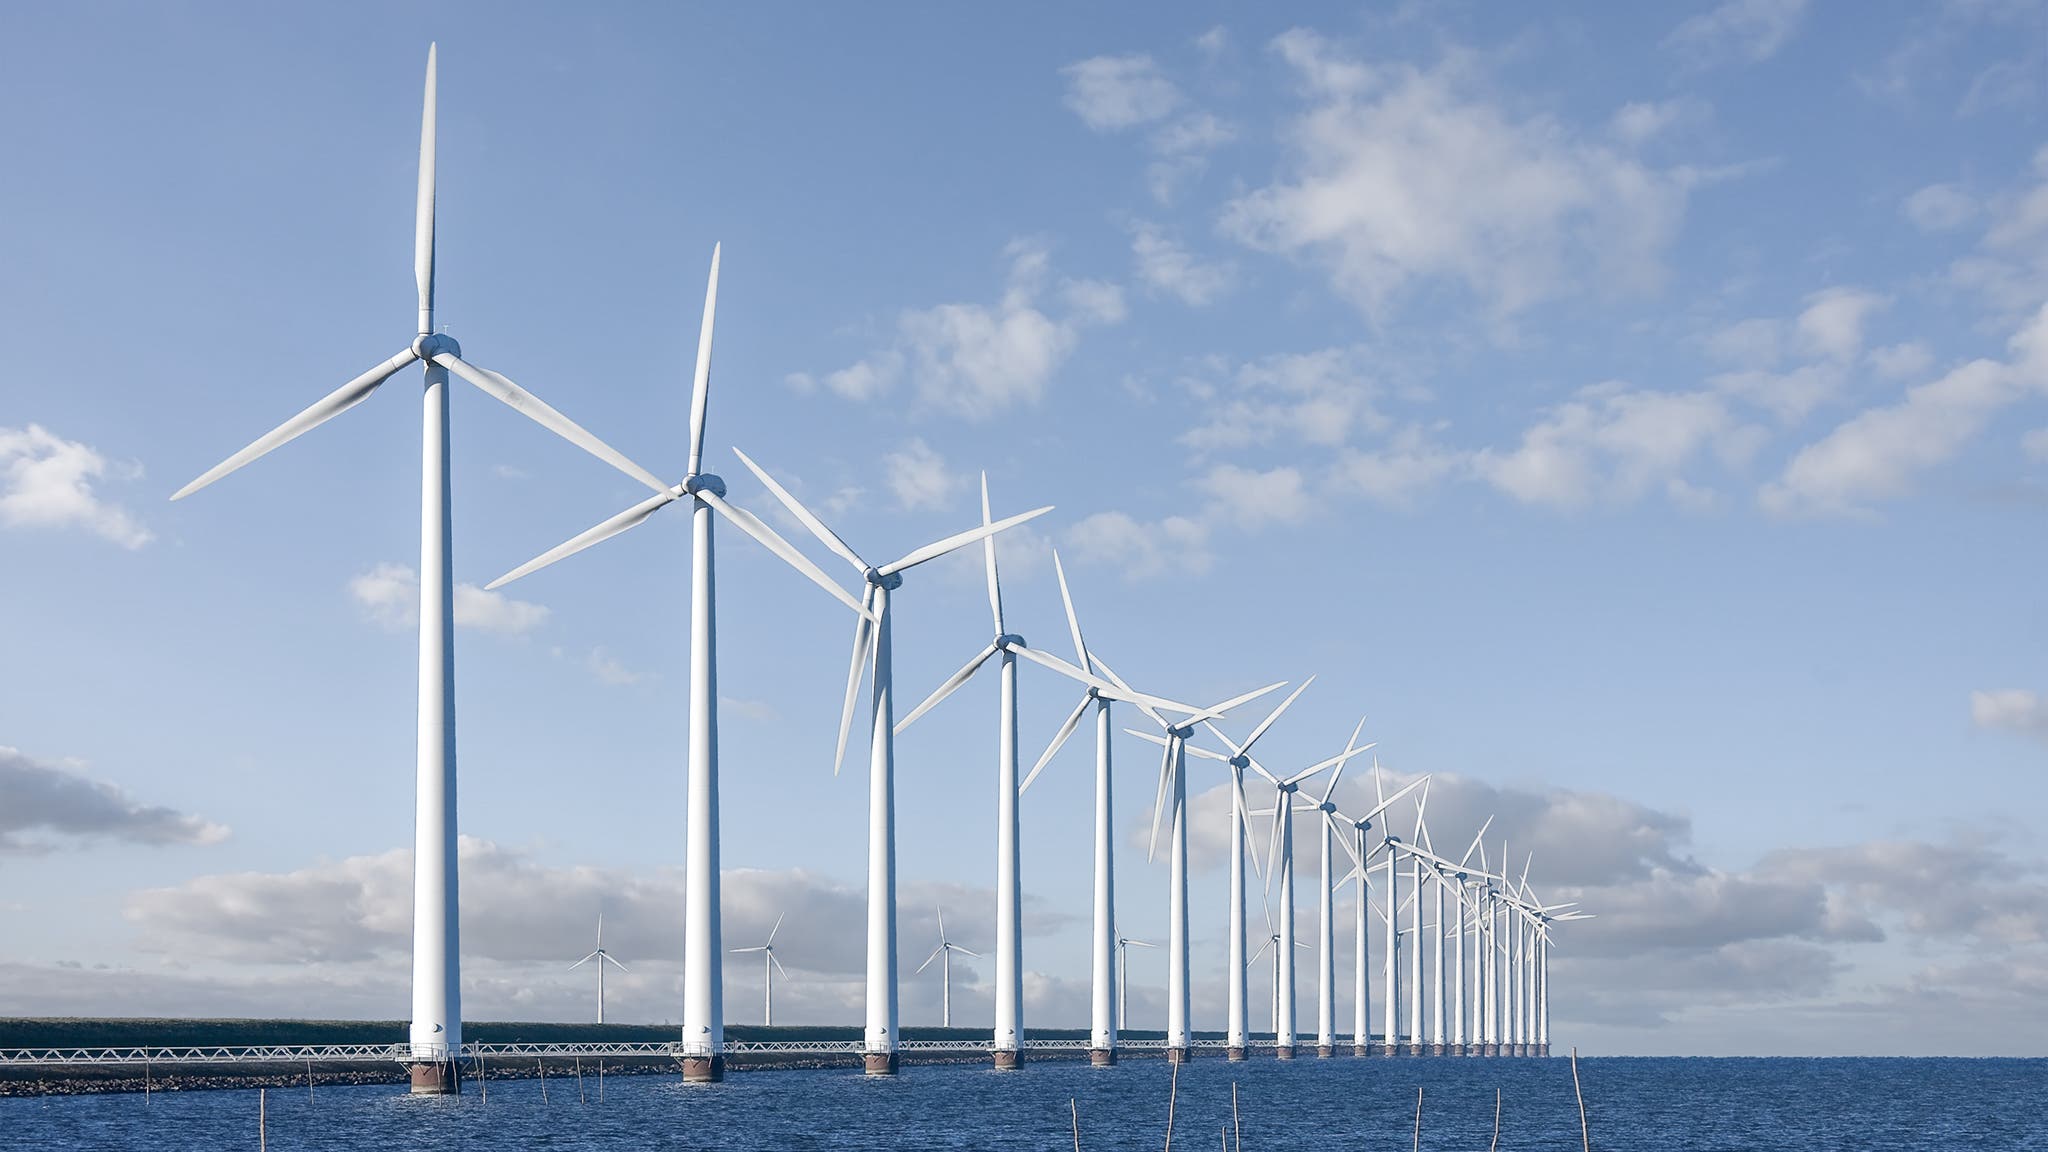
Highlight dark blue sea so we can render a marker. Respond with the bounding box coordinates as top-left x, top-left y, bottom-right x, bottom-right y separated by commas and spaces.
3, 1057, 2042, 1150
